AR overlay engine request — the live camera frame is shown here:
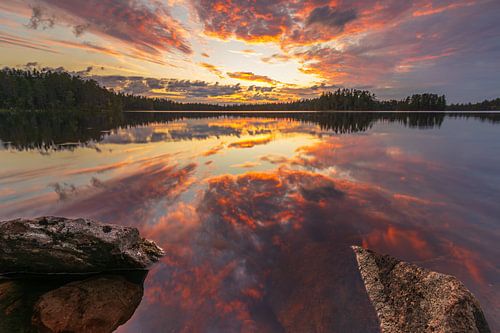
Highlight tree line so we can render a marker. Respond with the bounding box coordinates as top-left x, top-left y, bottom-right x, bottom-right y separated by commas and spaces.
0, 68, 123, 112
1, 67, 497, 112
448, 99, 500, 111
121, 88, 447, 111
